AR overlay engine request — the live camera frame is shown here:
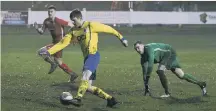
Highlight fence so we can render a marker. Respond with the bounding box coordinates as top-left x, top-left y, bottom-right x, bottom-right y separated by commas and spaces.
1, 10, 216, 26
